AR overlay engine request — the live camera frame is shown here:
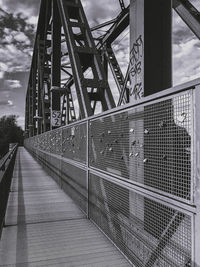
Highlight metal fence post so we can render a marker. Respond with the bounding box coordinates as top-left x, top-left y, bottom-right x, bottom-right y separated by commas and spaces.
86, 119, 90, 219
194, 85, 200, 266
